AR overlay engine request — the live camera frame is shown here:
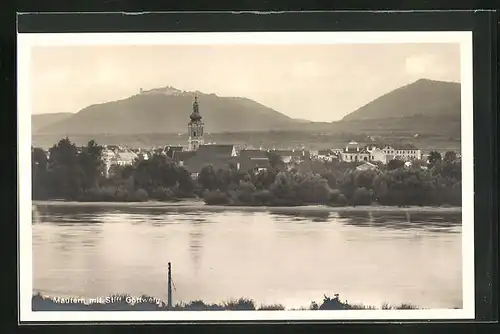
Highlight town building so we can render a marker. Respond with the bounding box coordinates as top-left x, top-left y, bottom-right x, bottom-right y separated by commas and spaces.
181, 144, 237, 178
168, 96, 237, 178
165, 146, 184, 158
366, 145, 391, 164
317, 149, 334, 161
268, 149, 306, 164
187, 94, 205, 151
356, 161, 379, 171
102, 146, 138, 177
339, 141, 422, 164
238, 149, 270, 174
340, 141, 371, 162
381, 145, 422, 161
